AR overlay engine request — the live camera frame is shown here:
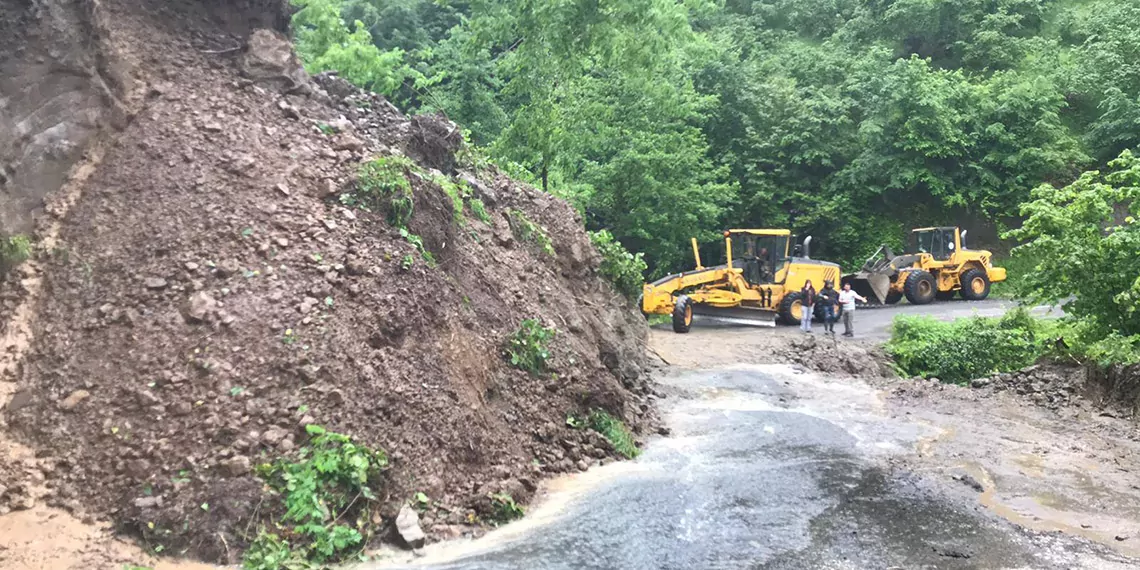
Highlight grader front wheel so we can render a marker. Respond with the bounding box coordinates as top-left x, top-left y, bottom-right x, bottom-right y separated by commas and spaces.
672, 295, 694, 333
